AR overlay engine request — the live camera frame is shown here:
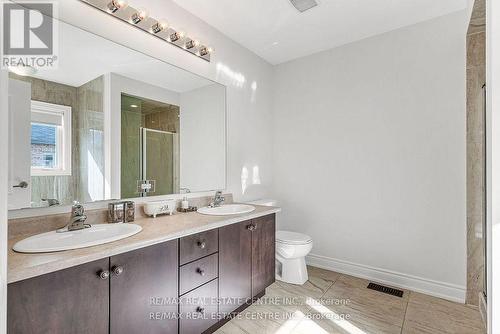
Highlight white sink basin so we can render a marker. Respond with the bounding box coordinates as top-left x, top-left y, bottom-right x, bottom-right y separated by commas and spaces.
197, 204, 255, 216
13, 223, 142, 253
